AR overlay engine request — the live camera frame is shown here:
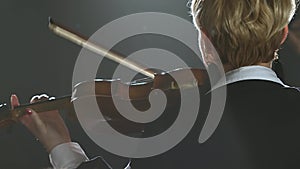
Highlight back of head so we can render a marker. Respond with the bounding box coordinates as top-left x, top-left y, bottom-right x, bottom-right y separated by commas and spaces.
191, 0, 298, 69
